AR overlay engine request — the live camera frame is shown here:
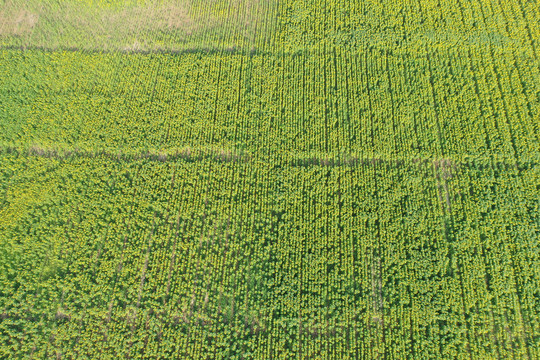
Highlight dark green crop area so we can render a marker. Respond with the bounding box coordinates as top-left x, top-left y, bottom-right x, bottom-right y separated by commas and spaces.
1, 0, 539, 359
